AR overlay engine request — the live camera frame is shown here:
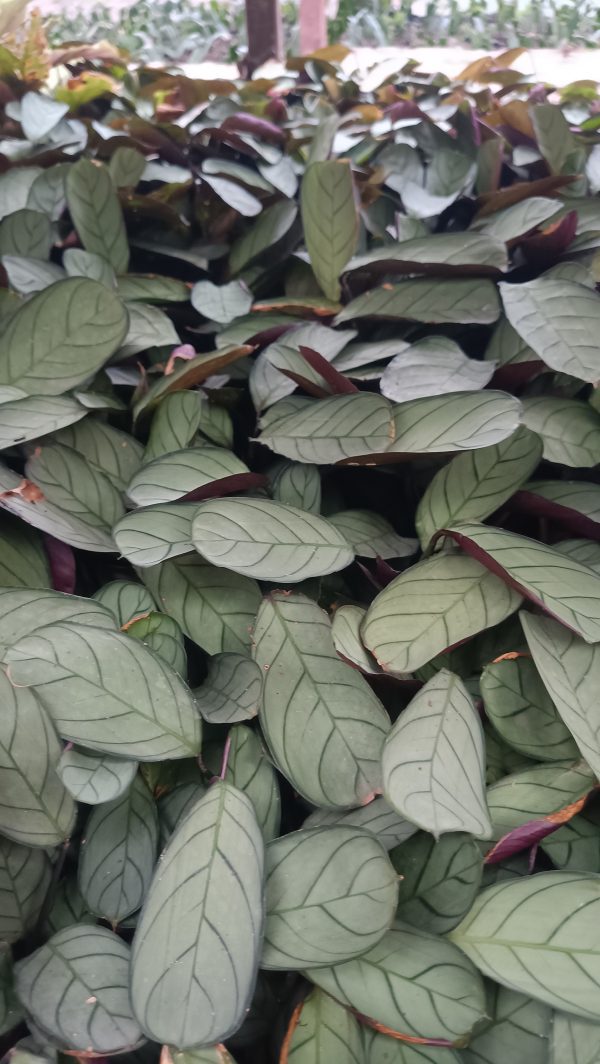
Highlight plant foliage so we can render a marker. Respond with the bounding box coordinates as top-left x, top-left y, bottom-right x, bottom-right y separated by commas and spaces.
0, 30, 600, 1064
